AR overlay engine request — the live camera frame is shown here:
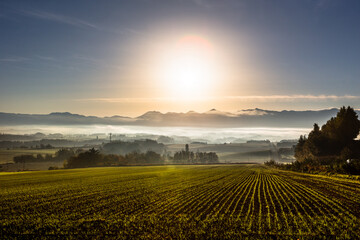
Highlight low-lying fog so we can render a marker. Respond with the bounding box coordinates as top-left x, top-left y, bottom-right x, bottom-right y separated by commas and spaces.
0, 125, 310, 143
